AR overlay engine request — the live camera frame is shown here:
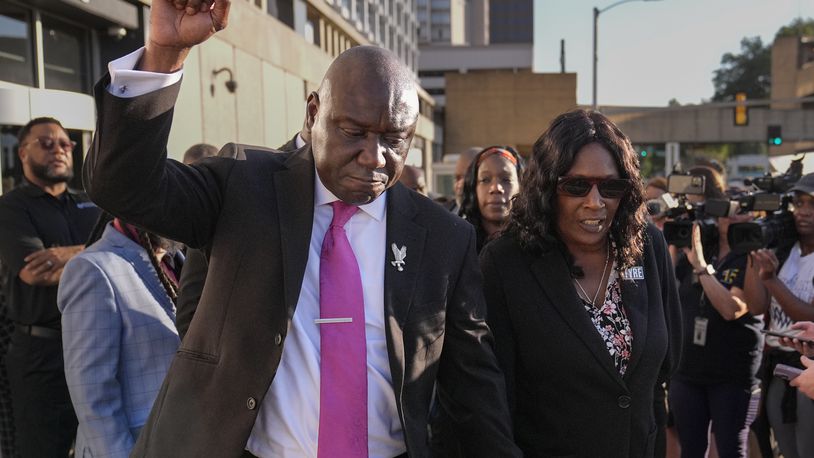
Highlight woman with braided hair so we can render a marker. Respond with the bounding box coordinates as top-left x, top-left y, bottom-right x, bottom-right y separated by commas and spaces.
57, 212, 182, 457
